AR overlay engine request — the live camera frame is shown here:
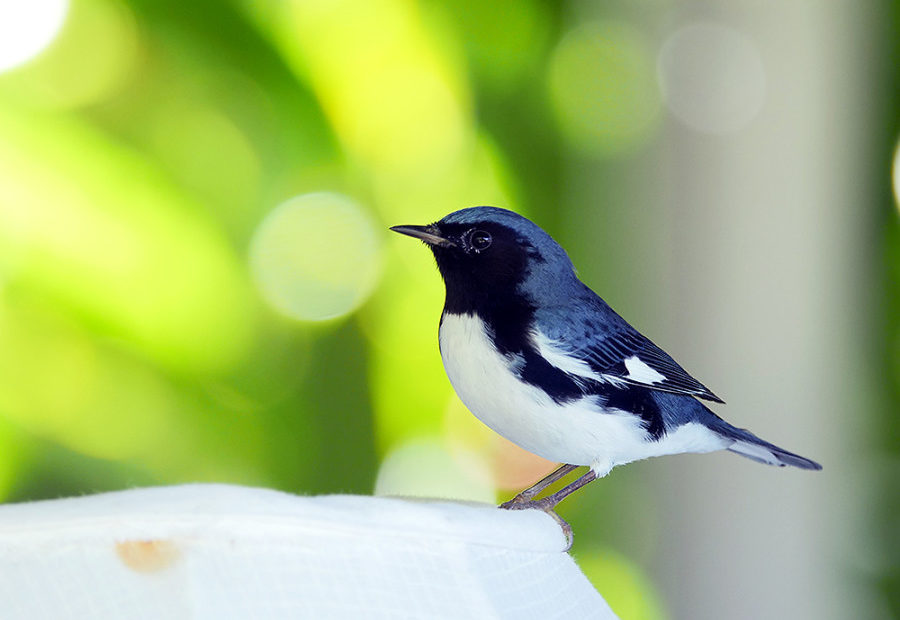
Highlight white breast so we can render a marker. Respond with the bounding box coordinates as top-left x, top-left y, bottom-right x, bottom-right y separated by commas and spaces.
438, 312, 727, 474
